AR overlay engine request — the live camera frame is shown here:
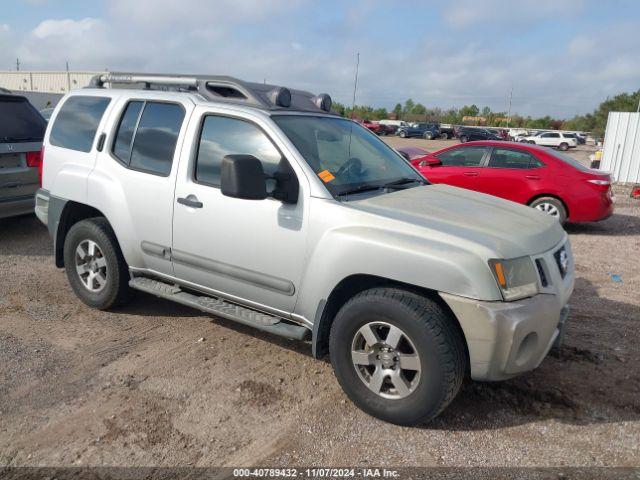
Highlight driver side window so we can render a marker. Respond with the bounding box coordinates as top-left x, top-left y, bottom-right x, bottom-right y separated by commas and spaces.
436, 147, 487, 167
195, 115, 282, 187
